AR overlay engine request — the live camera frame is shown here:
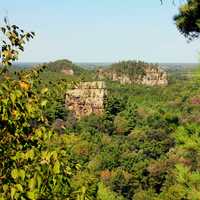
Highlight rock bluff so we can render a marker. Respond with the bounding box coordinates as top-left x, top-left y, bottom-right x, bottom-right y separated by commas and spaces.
97, 62, 168, 86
